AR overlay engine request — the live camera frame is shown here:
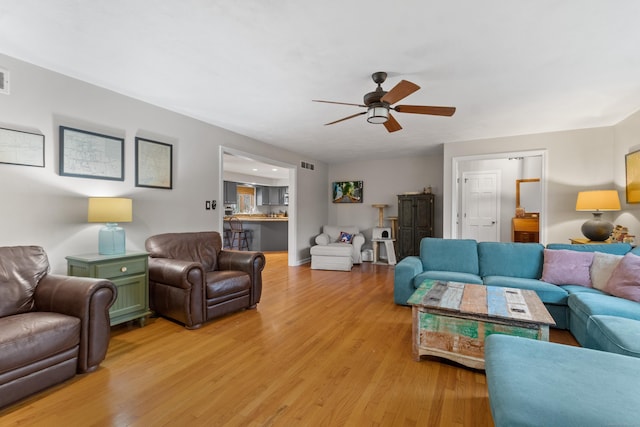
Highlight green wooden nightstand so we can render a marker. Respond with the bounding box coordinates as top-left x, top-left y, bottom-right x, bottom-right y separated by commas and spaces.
66, 252, 151, 327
